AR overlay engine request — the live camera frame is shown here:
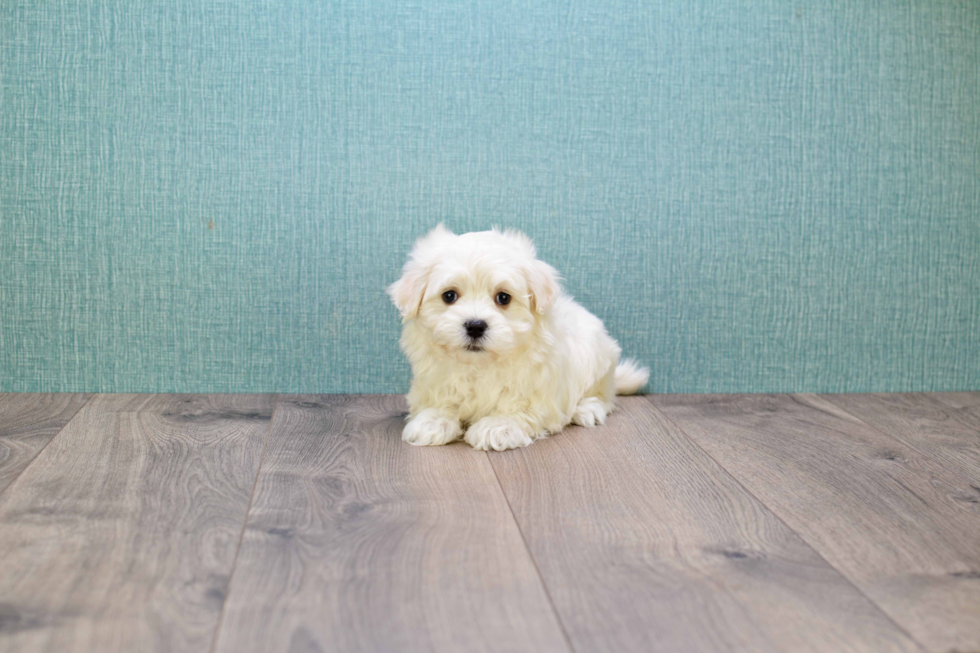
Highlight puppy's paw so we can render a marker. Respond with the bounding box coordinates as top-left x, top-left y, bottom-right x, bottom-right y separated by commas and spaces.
572, 397, 608, 427
464, 417, 535, 451
402, 410, 463, 446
